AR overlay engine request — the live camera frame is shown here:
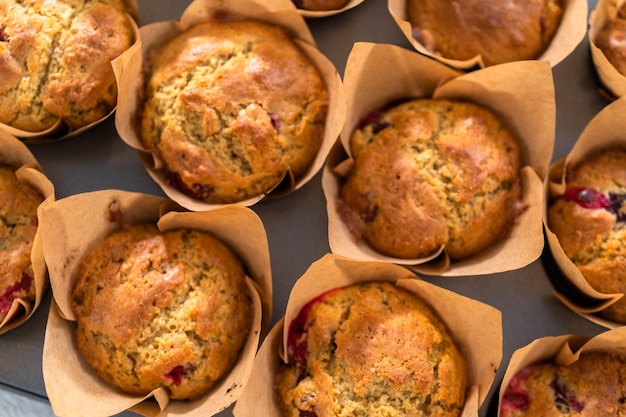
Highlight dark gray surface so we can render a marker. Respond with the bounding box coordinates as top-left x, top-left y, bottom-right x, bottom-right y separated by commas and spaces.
0, 0, 611, 416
